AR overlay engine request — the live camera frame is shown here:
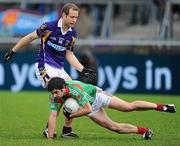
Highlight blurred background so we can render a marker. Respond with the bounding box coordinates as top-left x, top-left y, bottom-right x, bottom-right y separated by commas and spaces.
0, 0, 180, 94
